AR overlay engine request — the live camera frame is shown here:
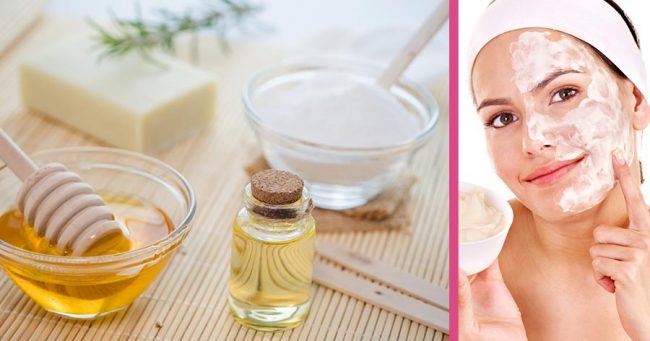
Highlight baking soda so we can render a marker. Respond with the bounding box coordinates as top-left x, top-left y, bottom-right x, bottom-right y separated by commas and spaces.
254, 72, 421, 148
